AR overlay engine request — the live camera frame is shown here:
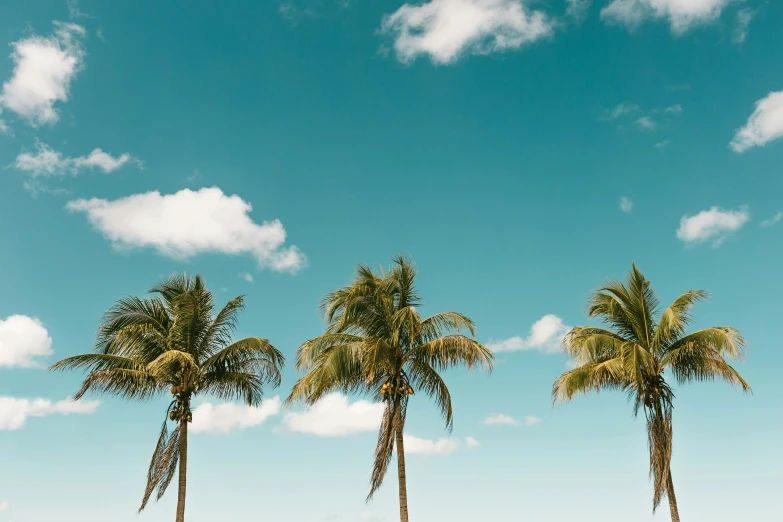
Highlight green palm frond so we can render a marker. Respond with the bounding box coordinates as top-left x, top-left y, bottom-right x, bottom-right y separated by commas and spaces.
406, 335, 494, 372
554, 264, 750, 516
51, 273, 284, 513
290, 256, 490, 502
